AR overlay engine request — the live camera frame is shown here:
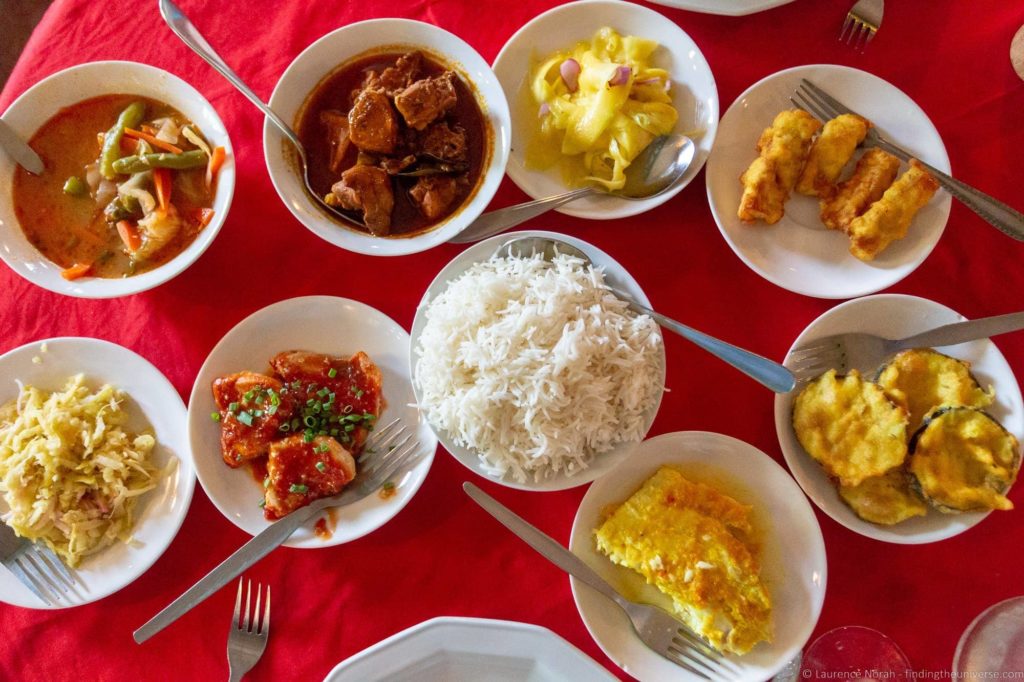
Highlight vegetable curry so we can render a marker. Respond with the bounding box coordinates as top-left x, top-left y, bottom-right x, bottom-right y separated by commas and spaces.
12, 94, 225, 280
